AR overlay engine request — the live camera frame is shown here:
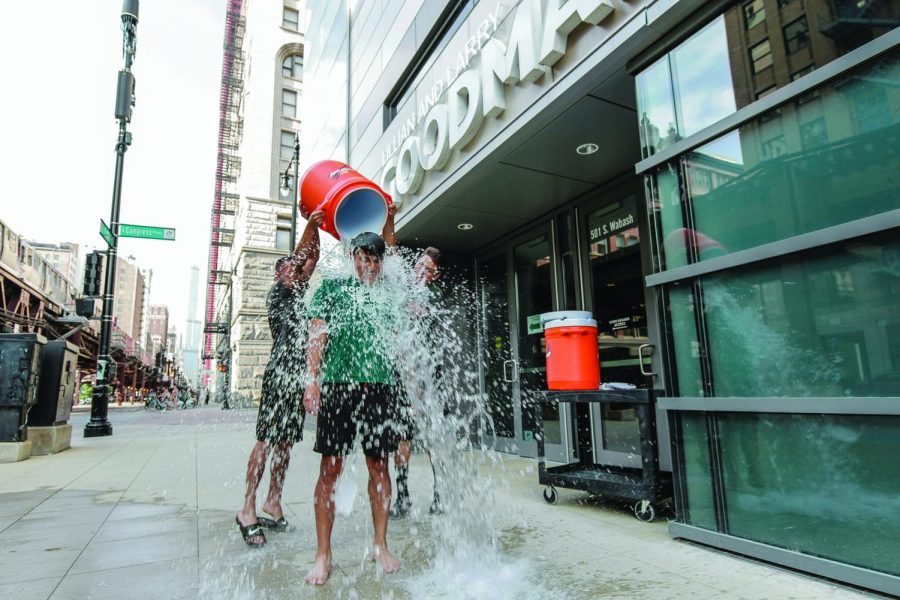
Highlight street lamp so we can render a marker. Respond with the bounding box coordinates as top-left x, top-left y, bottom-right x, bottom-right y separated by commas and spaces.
280, 132, 301, 249
85, 0, 139, 438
